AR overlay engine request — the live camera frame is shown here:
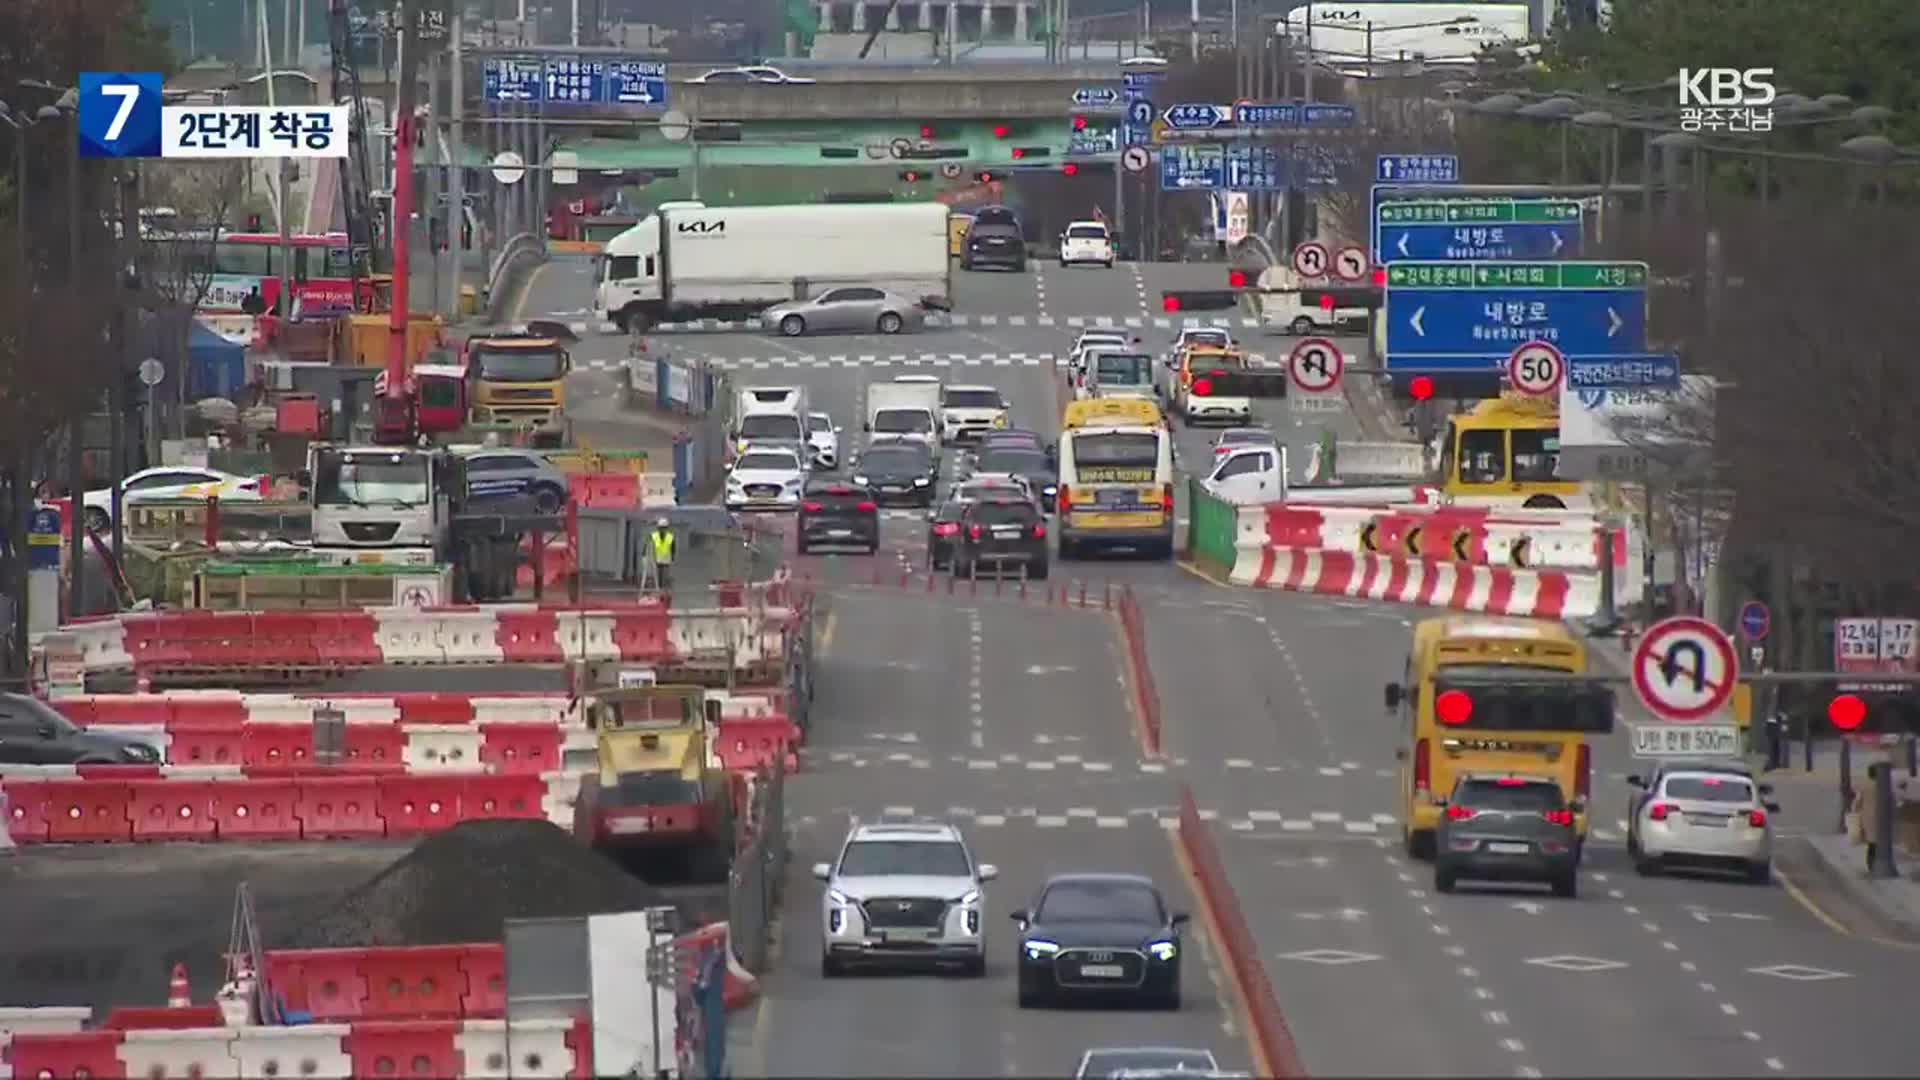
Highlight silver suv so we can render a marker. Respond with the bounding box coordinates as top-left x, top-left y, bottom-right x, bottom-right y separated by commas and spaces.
812, 820, 996, 976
